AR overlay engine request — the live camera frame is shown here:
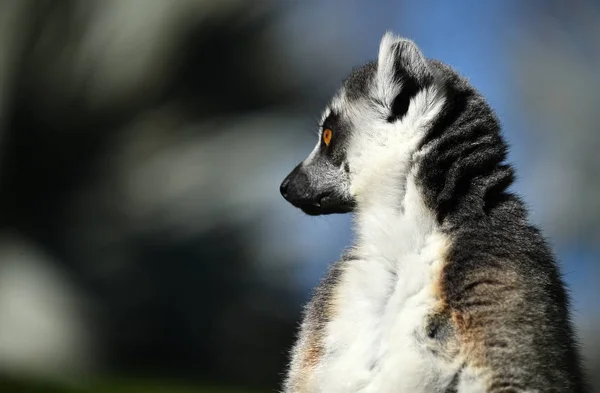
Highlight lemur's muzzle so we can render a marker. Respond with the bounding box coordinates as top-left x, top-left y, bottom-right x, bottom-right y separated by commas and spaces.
280, 162, 354, 216
280, 163, 320, 214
